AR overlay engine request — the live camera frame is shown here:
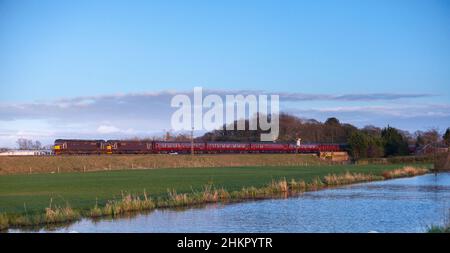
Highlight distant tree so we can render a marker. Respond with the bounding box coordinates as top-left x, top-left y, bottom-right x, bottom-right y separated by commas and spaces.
172, 133, 192, 141
341, 124, 358, 142
325, 117, 340, 126
381, 126, 409, 156
398, 129, 415, 145
361, 125, 382, 137
16, 138, 32, 150
348, 131, 369, 160
422, 128, 441, 145
366, 135, 384, 158
415, 134, 425, 148
444, 128, 450, 146
33, 140, 42, 150
16, 138, 42, 150
324, 117, 341, 143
